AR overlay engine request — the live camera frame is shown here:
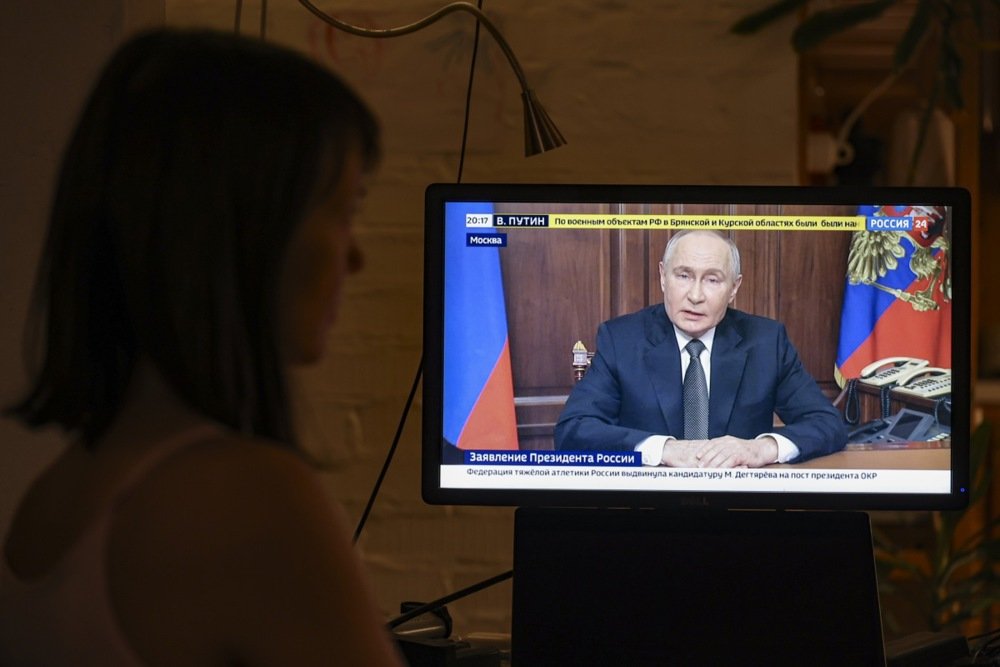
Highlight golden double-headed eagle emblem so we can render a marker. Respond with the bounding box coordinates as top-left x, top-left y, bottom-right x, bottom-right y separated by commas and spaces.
845, 206, 950, 312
